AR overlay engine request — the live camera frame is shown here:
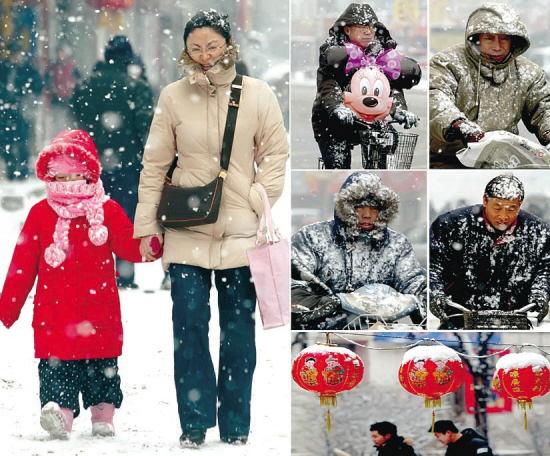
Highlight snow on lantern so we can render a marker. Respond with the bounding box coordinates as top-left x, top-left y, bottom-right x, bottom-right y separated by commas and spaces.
292, 343, 364, 431
492, 352, 550, 430
399, 345, 465, 430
